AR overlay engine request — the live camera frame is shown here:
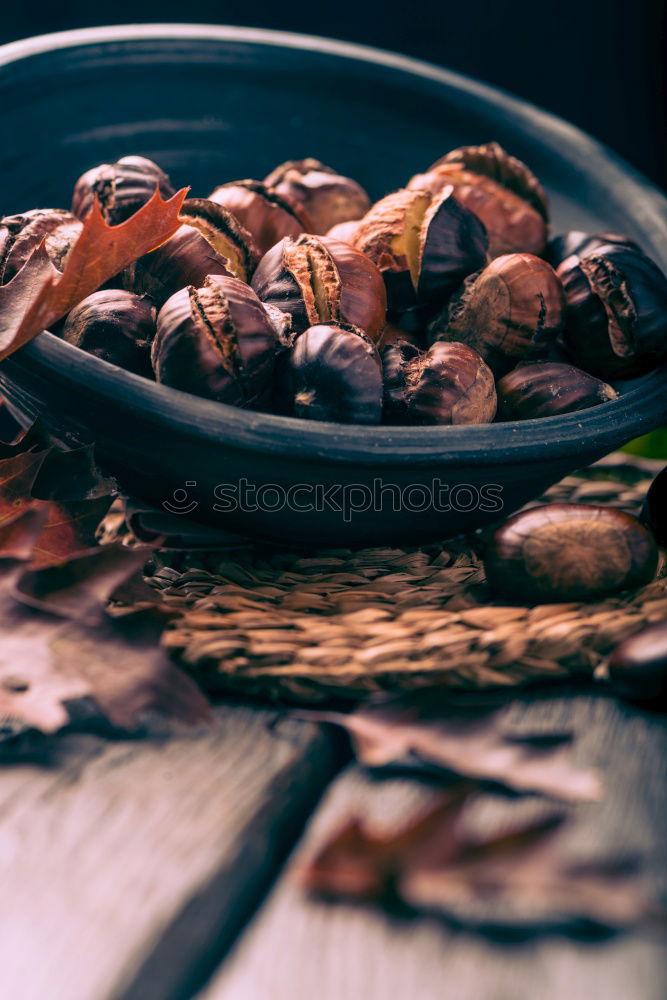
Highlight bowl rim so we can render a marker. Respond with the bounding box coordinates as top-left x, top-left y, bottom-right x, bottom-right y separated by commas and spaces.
1, 22, 667, 466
